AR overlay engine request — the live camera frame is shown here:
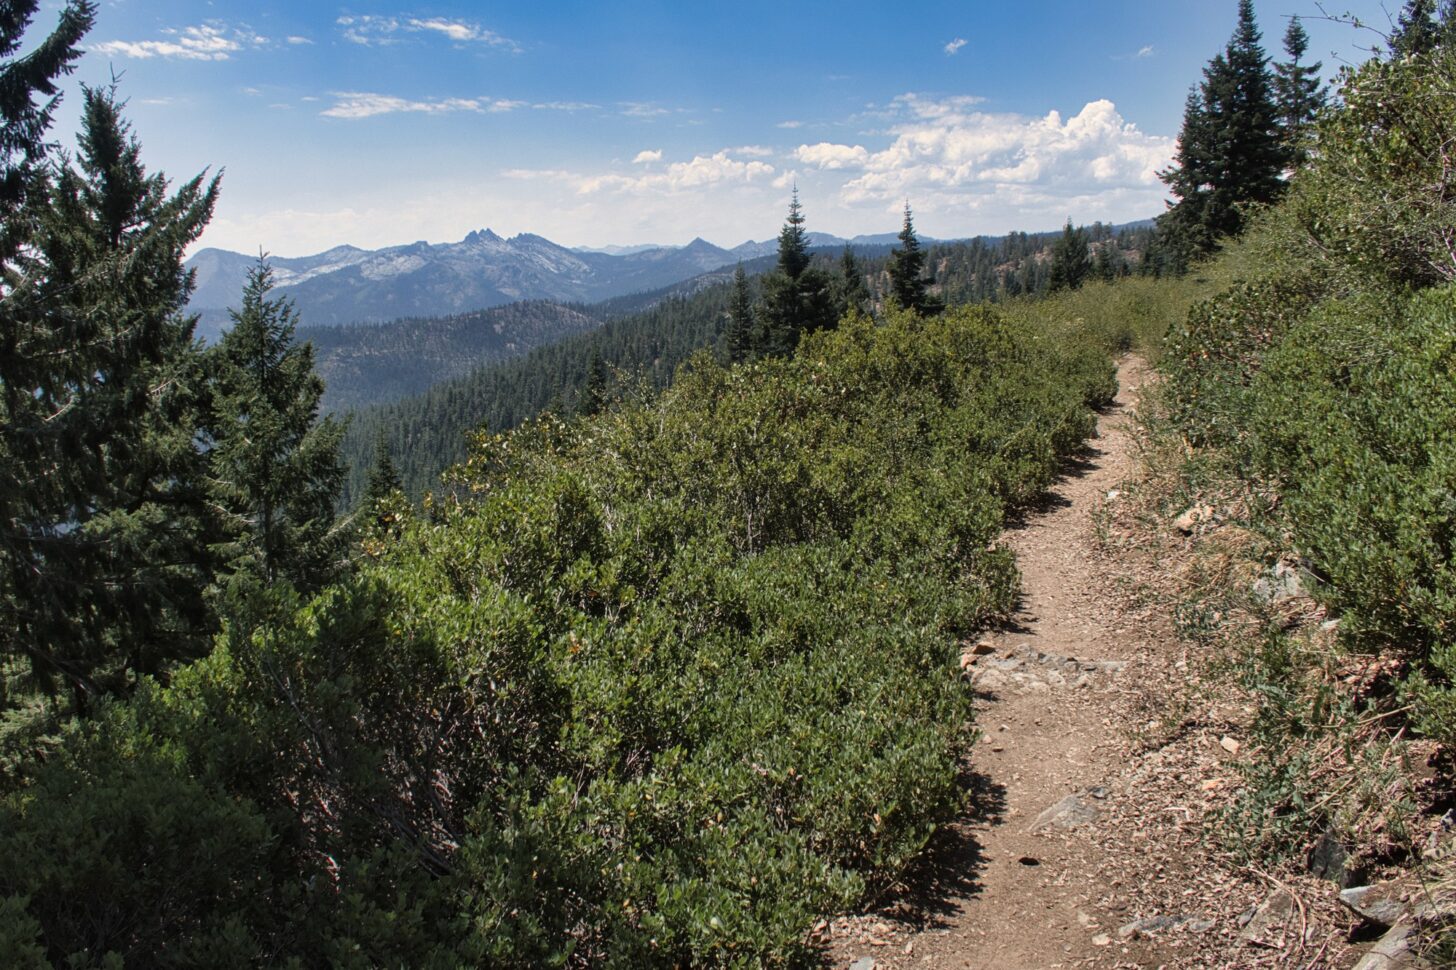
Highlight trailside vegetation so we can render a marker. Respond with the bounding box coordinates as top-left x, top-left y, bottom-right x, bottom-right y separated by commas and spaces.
1154, 26, 1456, 951
1, 303, 1114, 965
